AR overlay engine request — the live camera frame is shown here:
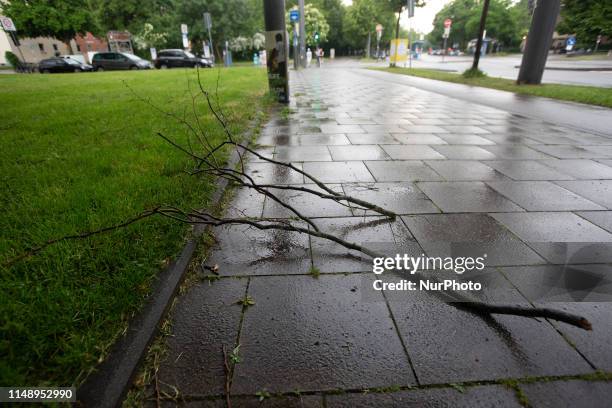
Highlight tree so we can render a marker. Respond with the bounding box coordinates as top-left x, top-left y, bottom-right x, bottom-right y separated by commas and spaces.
557, 0, 612, 48
3, 0, 96, 53
287, 4, 329, 47
343, 0, 396, 52
308, 0, 347, 52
